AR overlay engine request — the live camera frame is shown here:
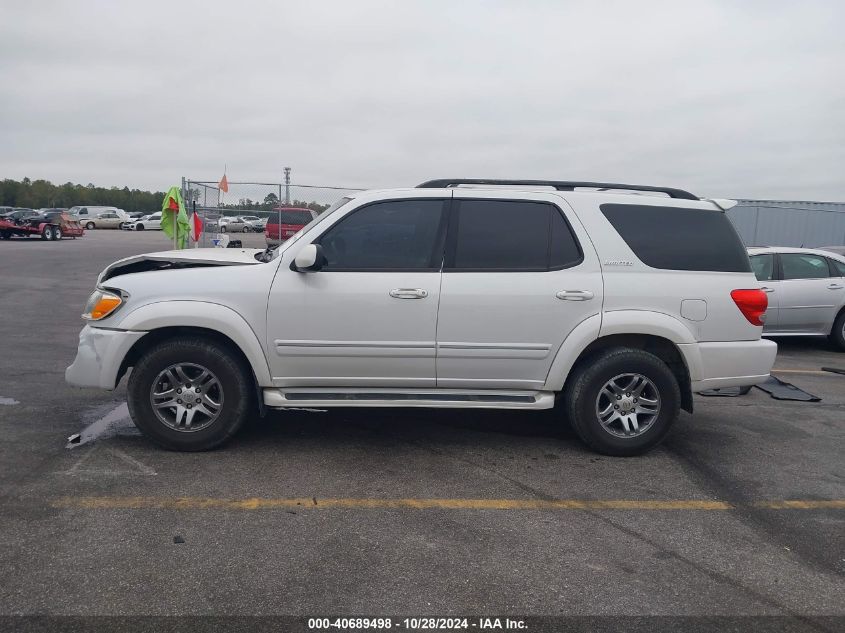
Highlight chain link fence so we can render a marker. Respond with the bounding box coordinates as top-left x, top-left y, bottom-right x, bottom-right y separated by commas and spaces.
183, 179, 364, 247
